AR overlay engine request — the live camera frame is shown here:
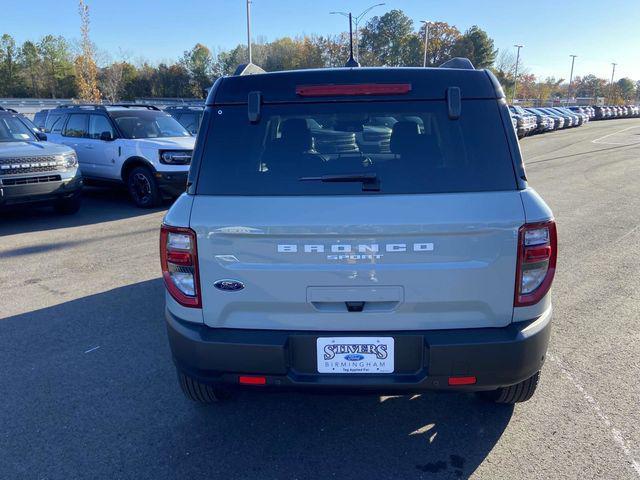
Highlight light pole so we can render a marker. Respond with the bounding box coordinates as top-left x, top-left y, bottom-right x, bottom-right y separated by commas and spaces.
609, 62, 617, 104
420, 20, 430, 67
246, 0, 252, 64
330, 3, 385, 61
512, 44, 523, 103
568, 54, 577, 102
